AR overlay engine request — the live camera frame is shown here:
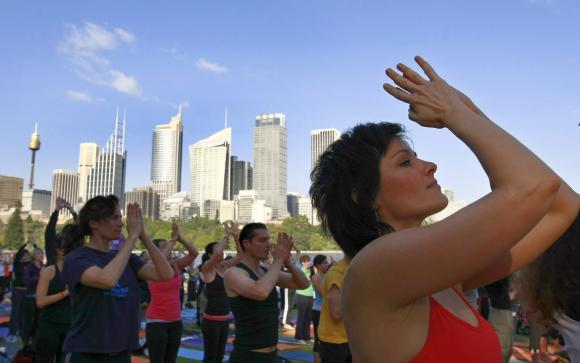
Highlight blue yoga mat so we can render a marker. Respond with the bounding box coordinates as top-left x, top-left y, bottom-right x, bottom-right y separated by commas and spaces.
280, 349, 315, 362
0, 327, 8, 337
178, 347, 229, 361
